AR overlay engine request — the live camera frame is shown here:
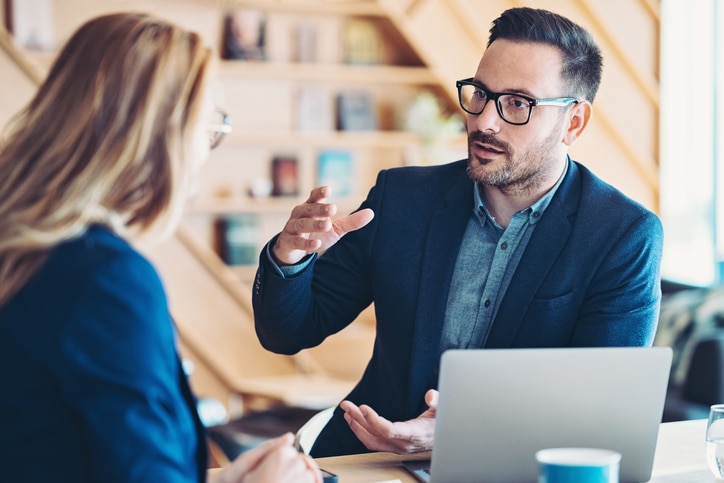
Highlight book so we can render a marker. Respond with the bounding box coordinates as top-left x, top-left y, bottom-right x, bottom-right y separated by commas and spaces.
296, 85, 334, 132
317, 150, 353, 197
337, 90, 377, 131
222, 8, 265, 60
271, 156, 299, 197
214, 215, 260, 265
342, 18, 382, 65
293, 22, 317, 63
